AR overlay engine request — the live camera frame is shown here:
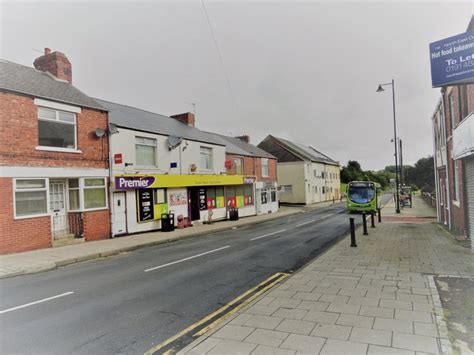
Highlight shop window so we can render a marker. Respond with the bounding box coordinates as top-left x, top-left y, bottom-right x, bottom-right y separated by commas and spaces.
14, 179, 48, 218
84, 178, 107, 209
68, 178, 80, 210
261, 158, 269, 177
136, 136, 157, 167
244, 185, 253, 205
38, 107, 76, 150
207, 188, 216, 209
261, 191, 268, 204
216, 187, 225, 208
271, 189, 277, 202
200, 146, 213, 170
226, 187, 236, 208
236, 186, 244, 208
154, 188, 167, 204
